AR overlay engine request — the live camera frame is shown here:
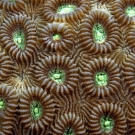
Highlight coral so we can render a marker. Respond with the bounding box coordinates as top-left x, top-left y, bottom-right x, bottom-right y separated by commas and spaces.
80, 56, 121, 98
0, 52, 15, 82
19, 86, 55, 134
51, 112, 86, 135
88, 102, 127, 134
34, 54, 78, 95
78, 10, 121, 54
38, 22, 76, 54
113, 0, 135, 26
0, 84, 18, 134
0, 0, 134, 134
1, 0, 25, 13
0, 14, 37, 67
122, 53, 135, 93
41, 0, 90, 27
124, 24, 135, 49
